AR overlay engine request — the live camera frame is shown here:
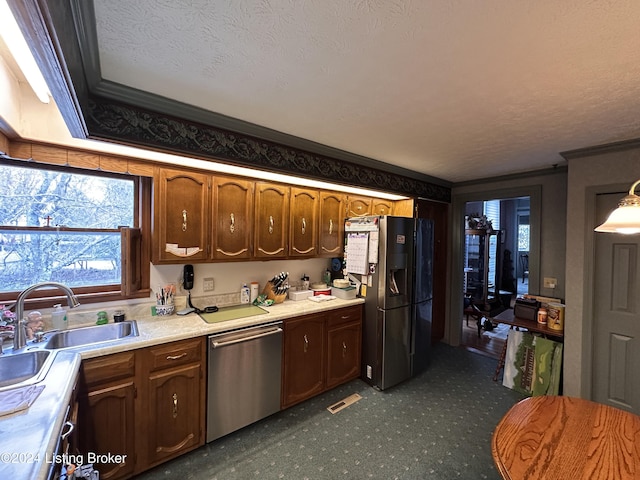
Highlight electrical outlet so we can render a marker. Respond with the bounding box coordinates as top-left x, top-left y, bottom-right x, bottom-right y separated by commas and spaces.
366, 365, 372, 379
544, 277, 557, 289
203, 277, 215, 292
